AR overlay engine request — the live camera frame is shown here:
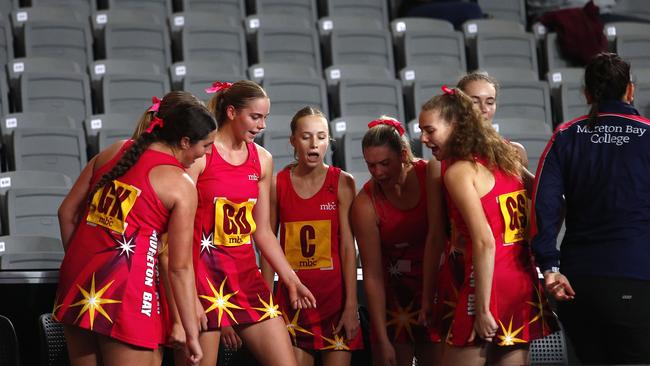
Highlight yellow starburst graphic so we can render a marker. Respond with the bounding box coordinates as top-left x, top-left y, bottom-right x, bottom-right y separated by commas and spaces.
199, 277, 244, 327
442, 283, 459, 320
497, 316, 527, 346
253, 293, 281, 321
527, 285, 553, 331
386, 301, 419, 342
321, 333, 350, 351
283, 309, 313, 342
51, 295, 63, 322
69, 273, 121, 330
